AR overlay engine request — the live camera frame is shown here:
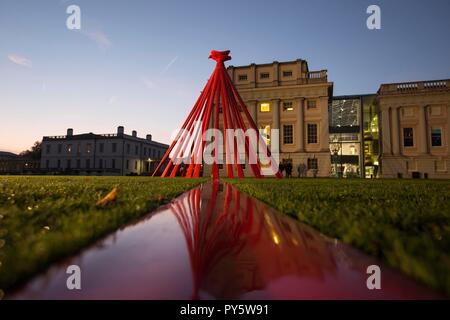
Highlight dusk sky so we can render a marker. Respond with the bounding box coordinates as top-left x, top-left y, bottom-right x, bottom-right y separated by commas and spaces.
1, 0, 449, 153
